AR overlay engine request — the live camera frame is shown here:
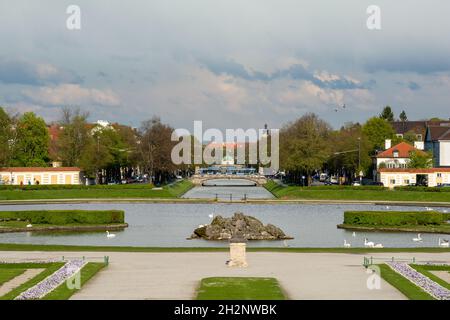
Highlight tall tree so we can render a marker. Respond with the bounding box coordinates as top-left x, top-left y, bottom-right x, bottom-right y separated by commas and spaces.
399, 110, 408, 122
57, 108, 91, 167
280, 113, 331, 185
362, 117, 395, 152
327, 123, 372, 180
12, 112, 49, 167
408, 150, 432, 169
138, 117, 177, 184
380, 106, 395, 122
0, 107, 13, 166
